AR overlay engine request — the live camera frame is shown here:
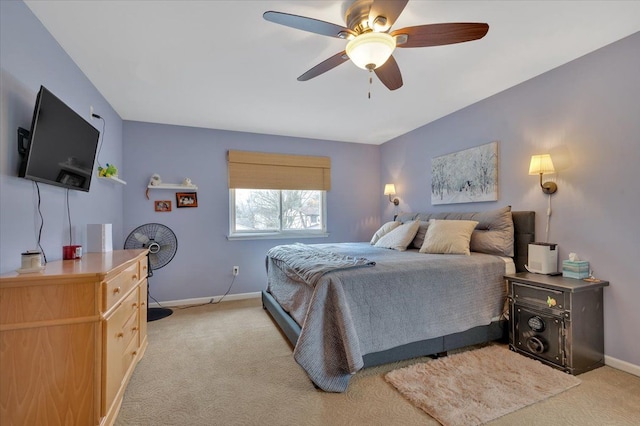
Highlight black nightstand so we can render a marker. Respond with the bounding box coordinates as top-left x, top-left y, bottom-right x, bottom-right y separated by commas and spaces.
505, 272, 609, 375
